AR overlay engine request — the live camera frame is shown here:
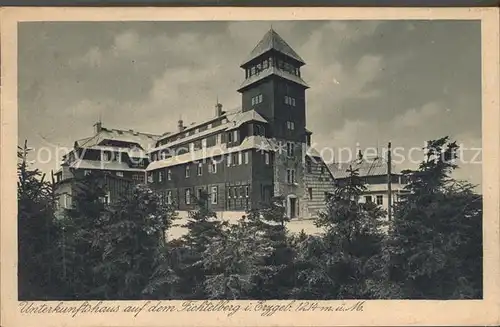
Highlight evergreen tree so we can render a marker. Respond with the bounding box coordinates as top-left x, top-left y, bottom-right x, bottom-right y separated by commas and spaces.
301, 167, 386, 299
175, 191, 227, 299
203, 217, 271, 299
93, 184, 178, 299
246, 196, 297, 299
59, 171, 110, 299
384, 137, 483, 299
17, 141, 63, 299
